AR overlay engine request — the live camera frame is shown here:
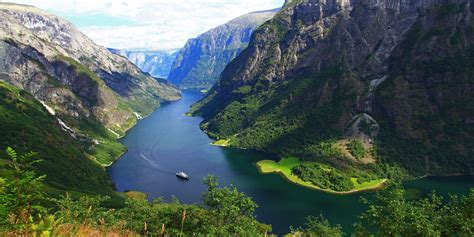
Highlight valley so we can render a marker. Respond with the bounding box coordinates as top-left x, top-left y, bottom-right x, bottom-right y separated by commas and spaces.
0, 0, 473, 236
107, 90, 474, 234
